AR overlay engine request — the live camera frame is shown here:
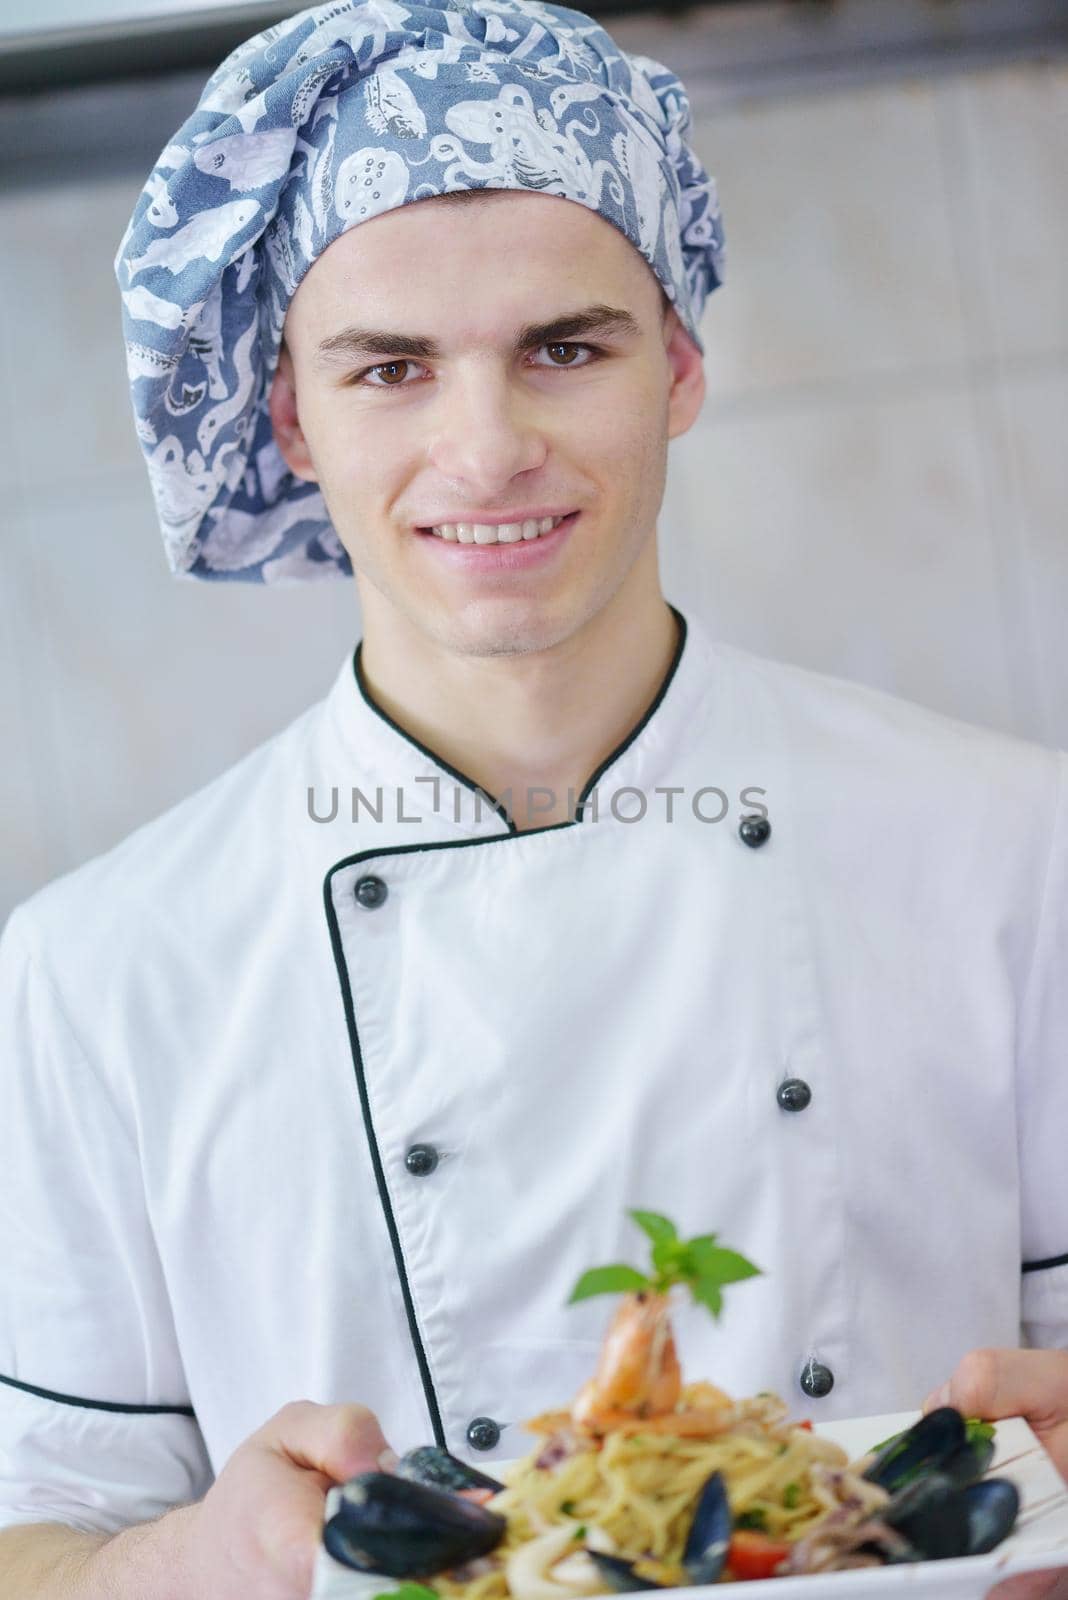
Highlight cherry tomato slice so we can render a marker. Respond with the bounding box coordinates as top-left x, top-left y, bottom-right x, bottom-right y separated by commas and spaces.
726, 1530, 792, 1580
